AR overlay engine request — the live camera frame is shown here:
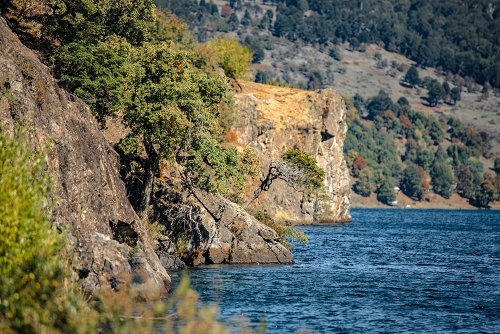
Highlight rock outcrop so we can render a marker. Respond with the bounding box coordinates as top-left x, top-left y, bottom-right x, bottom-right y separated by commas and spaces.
0, 18, 170, 294
150, 182, 293, 266
231, 81, 351, 222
